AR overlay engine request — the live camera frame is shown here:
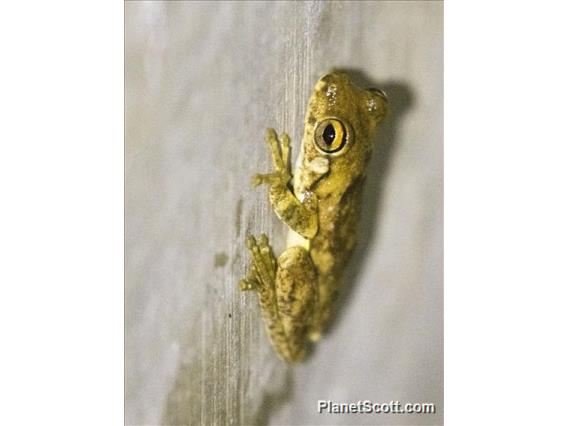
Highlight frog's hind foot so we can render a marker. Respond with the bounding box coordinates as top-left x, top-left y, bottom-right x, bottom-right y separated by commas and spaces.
239, 234, 277, 292
239, 234, 318, 363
